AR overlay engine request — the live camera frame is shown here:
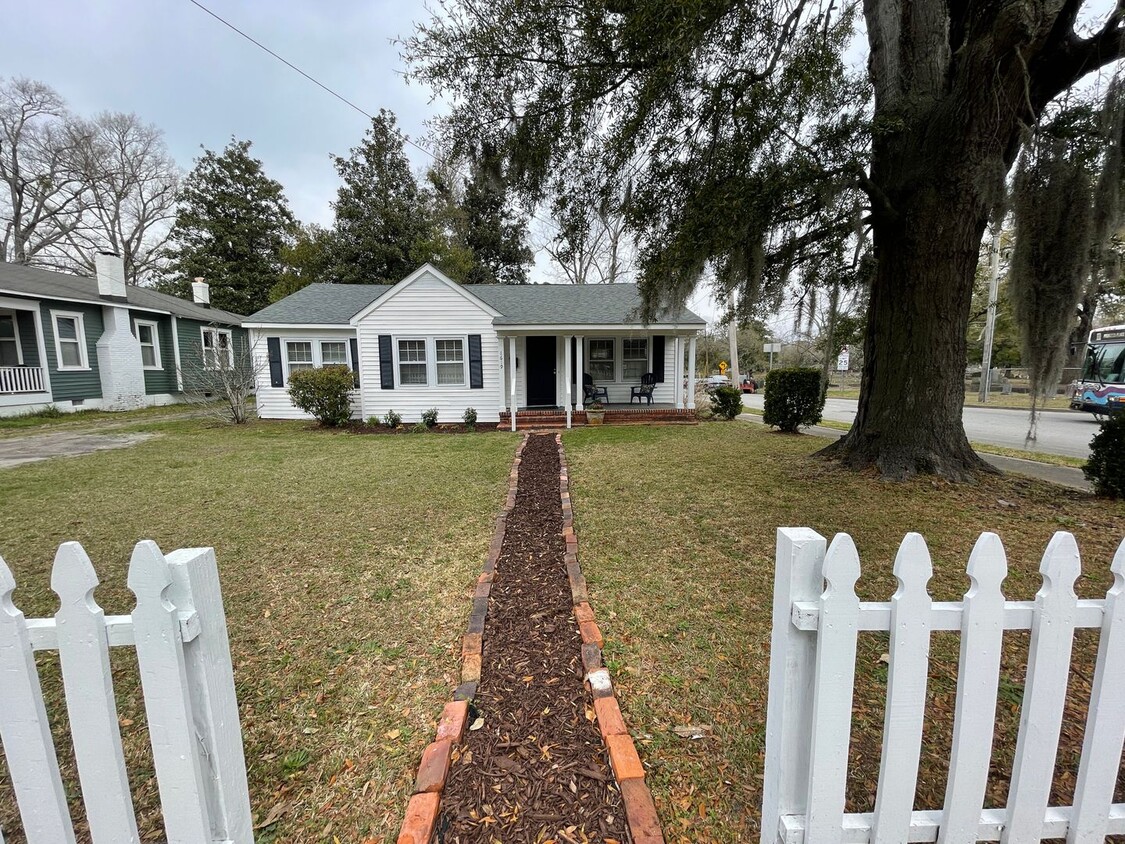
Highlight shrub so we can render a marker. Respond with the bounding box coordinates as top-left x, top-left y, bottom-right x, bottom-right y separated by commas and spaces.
287, 366, 354, 427
1084, 412, 1125, 498
34, 404, 64, 419
411, 421, 429, 434
710, 386, 744, 420
762, 368, 825, 433
463, 407, 477, 430
383, 409, 402, 428
421, 407, 439, 428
